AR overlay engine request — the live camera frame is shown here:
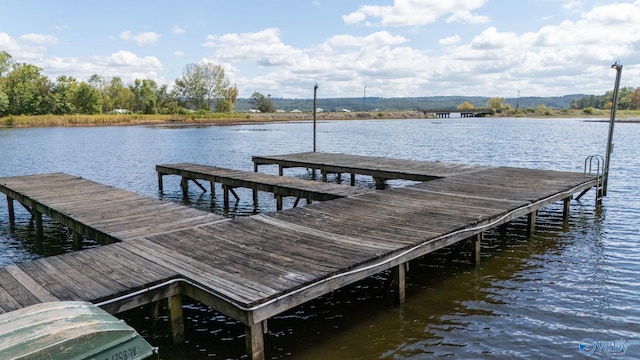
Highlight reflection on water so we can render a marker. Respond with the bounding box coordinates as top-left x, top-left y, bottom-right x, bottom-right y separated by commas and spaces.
1, 118, 639, 358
